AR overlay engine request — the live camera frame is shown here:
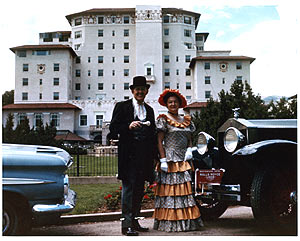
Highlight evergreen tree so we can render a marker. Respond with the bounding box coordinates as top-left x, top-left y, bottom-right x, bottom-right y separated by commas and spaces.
2, 90, 14, 106
3, 113, 15, 143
